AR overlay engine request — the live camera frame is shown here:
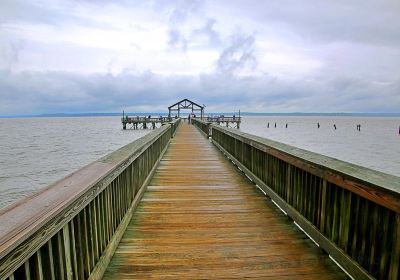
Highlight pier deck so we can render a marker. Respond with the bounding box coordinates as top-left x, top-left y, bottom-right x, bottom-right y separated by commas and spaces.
103, 124, 347, 279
